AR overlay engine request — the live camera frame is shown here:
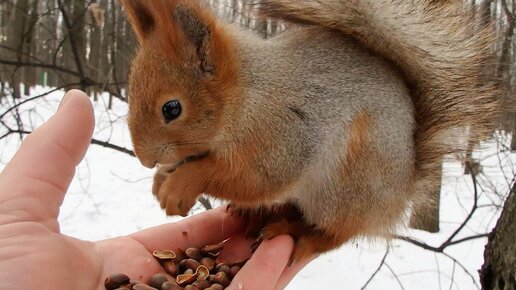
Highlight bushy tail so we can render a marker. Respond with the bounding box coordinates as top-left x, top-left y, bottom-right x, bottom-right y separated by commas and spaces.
255, 0, 501, 196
